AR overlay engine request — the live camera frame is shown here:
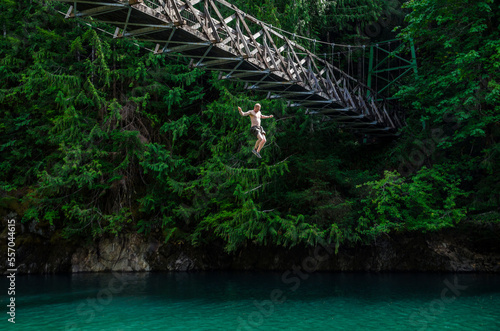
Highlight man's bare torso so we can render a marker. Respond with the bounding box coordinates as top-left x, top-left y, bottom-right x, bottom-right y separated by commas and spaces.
238, 104, 272, 127
248, 110, 263, 127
